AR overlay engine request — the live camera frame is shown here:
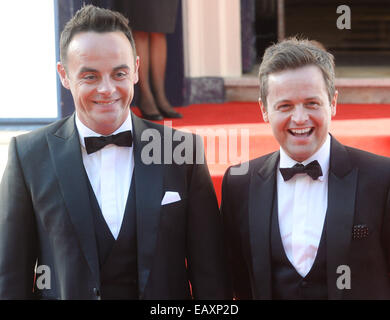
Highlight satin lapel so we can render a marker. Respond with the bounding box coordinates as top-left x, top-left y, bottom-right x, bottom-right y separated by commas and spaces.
326, 137, 358, 300
249, 151, 279, 299
131, 113, 163, 298
46, 114, 100, 283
